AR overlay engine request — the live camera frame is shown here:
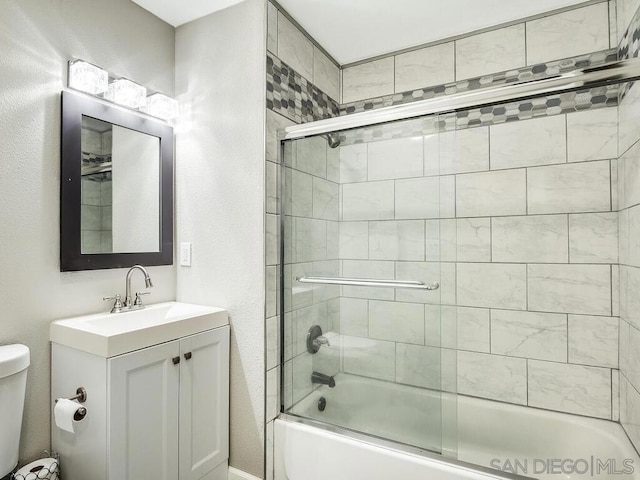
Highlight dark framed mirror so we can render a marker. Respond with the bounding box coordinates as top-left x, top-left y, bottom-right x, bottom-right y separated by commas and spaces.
60, 90, 173, 271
